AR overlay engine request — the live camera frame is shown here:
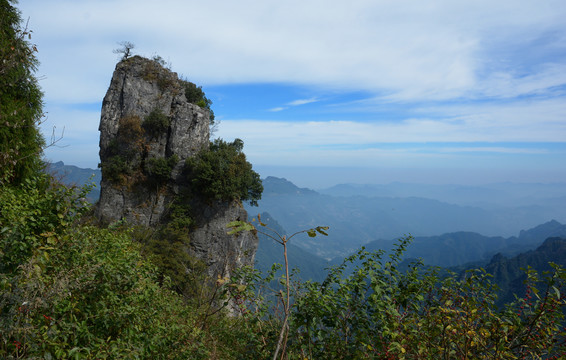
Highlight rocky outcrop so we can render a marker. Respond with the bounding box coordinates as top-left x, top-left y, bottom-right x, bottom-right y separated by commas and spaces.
96, 56, 209, 225
95, 55, 257, 277
190, 200, 258, 278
